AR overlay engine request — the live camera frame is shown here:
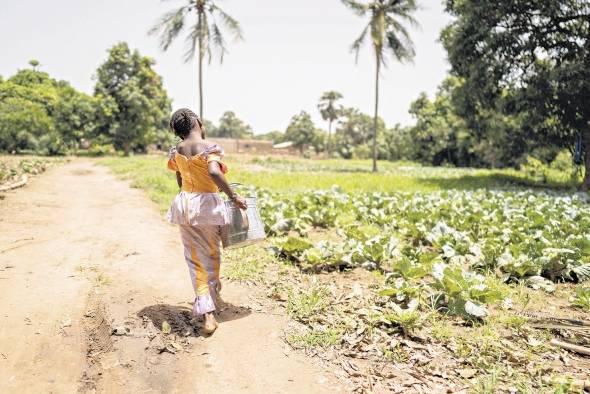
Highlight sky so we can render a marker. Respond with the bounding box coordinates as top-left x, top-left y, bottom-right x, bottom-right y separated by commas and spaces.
0, 0, 452, 134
